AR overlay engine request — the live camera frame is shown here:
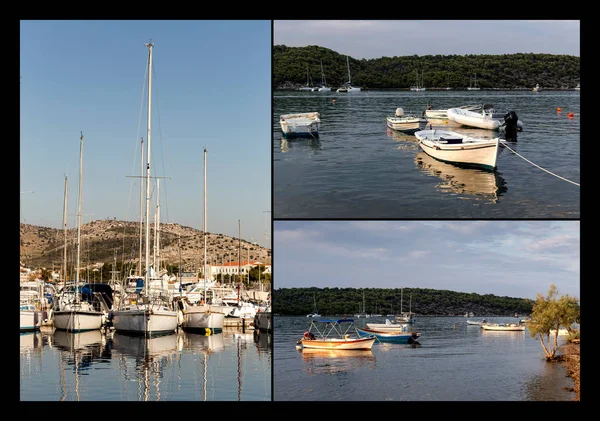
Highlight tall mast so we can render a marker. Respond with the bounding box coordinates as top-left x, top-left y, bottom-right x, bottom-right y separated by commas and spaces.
139, 138, 144, 276
156, 178, 161, 273
347, 55, 351, 84
238, 219, 241, 286
203, 148, 207, 296
62, 174, 68, 284
144, 41, 153, 295
76, 132, 84, 301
